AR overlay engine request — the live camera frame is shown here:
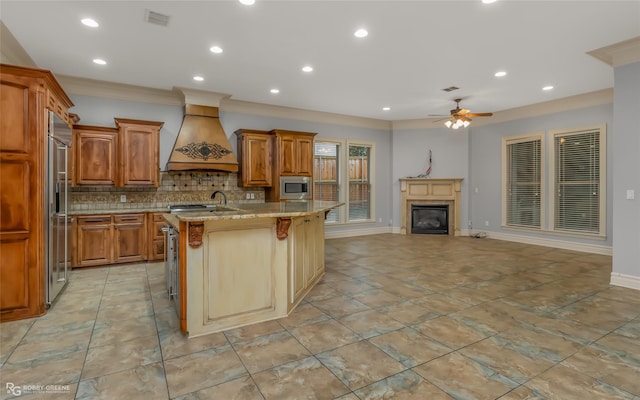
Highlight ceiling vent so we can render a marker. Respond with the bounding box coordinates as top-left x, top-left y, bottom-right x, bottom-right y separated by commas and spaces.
144, 9, 170, 27
441, 86, 460, 92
